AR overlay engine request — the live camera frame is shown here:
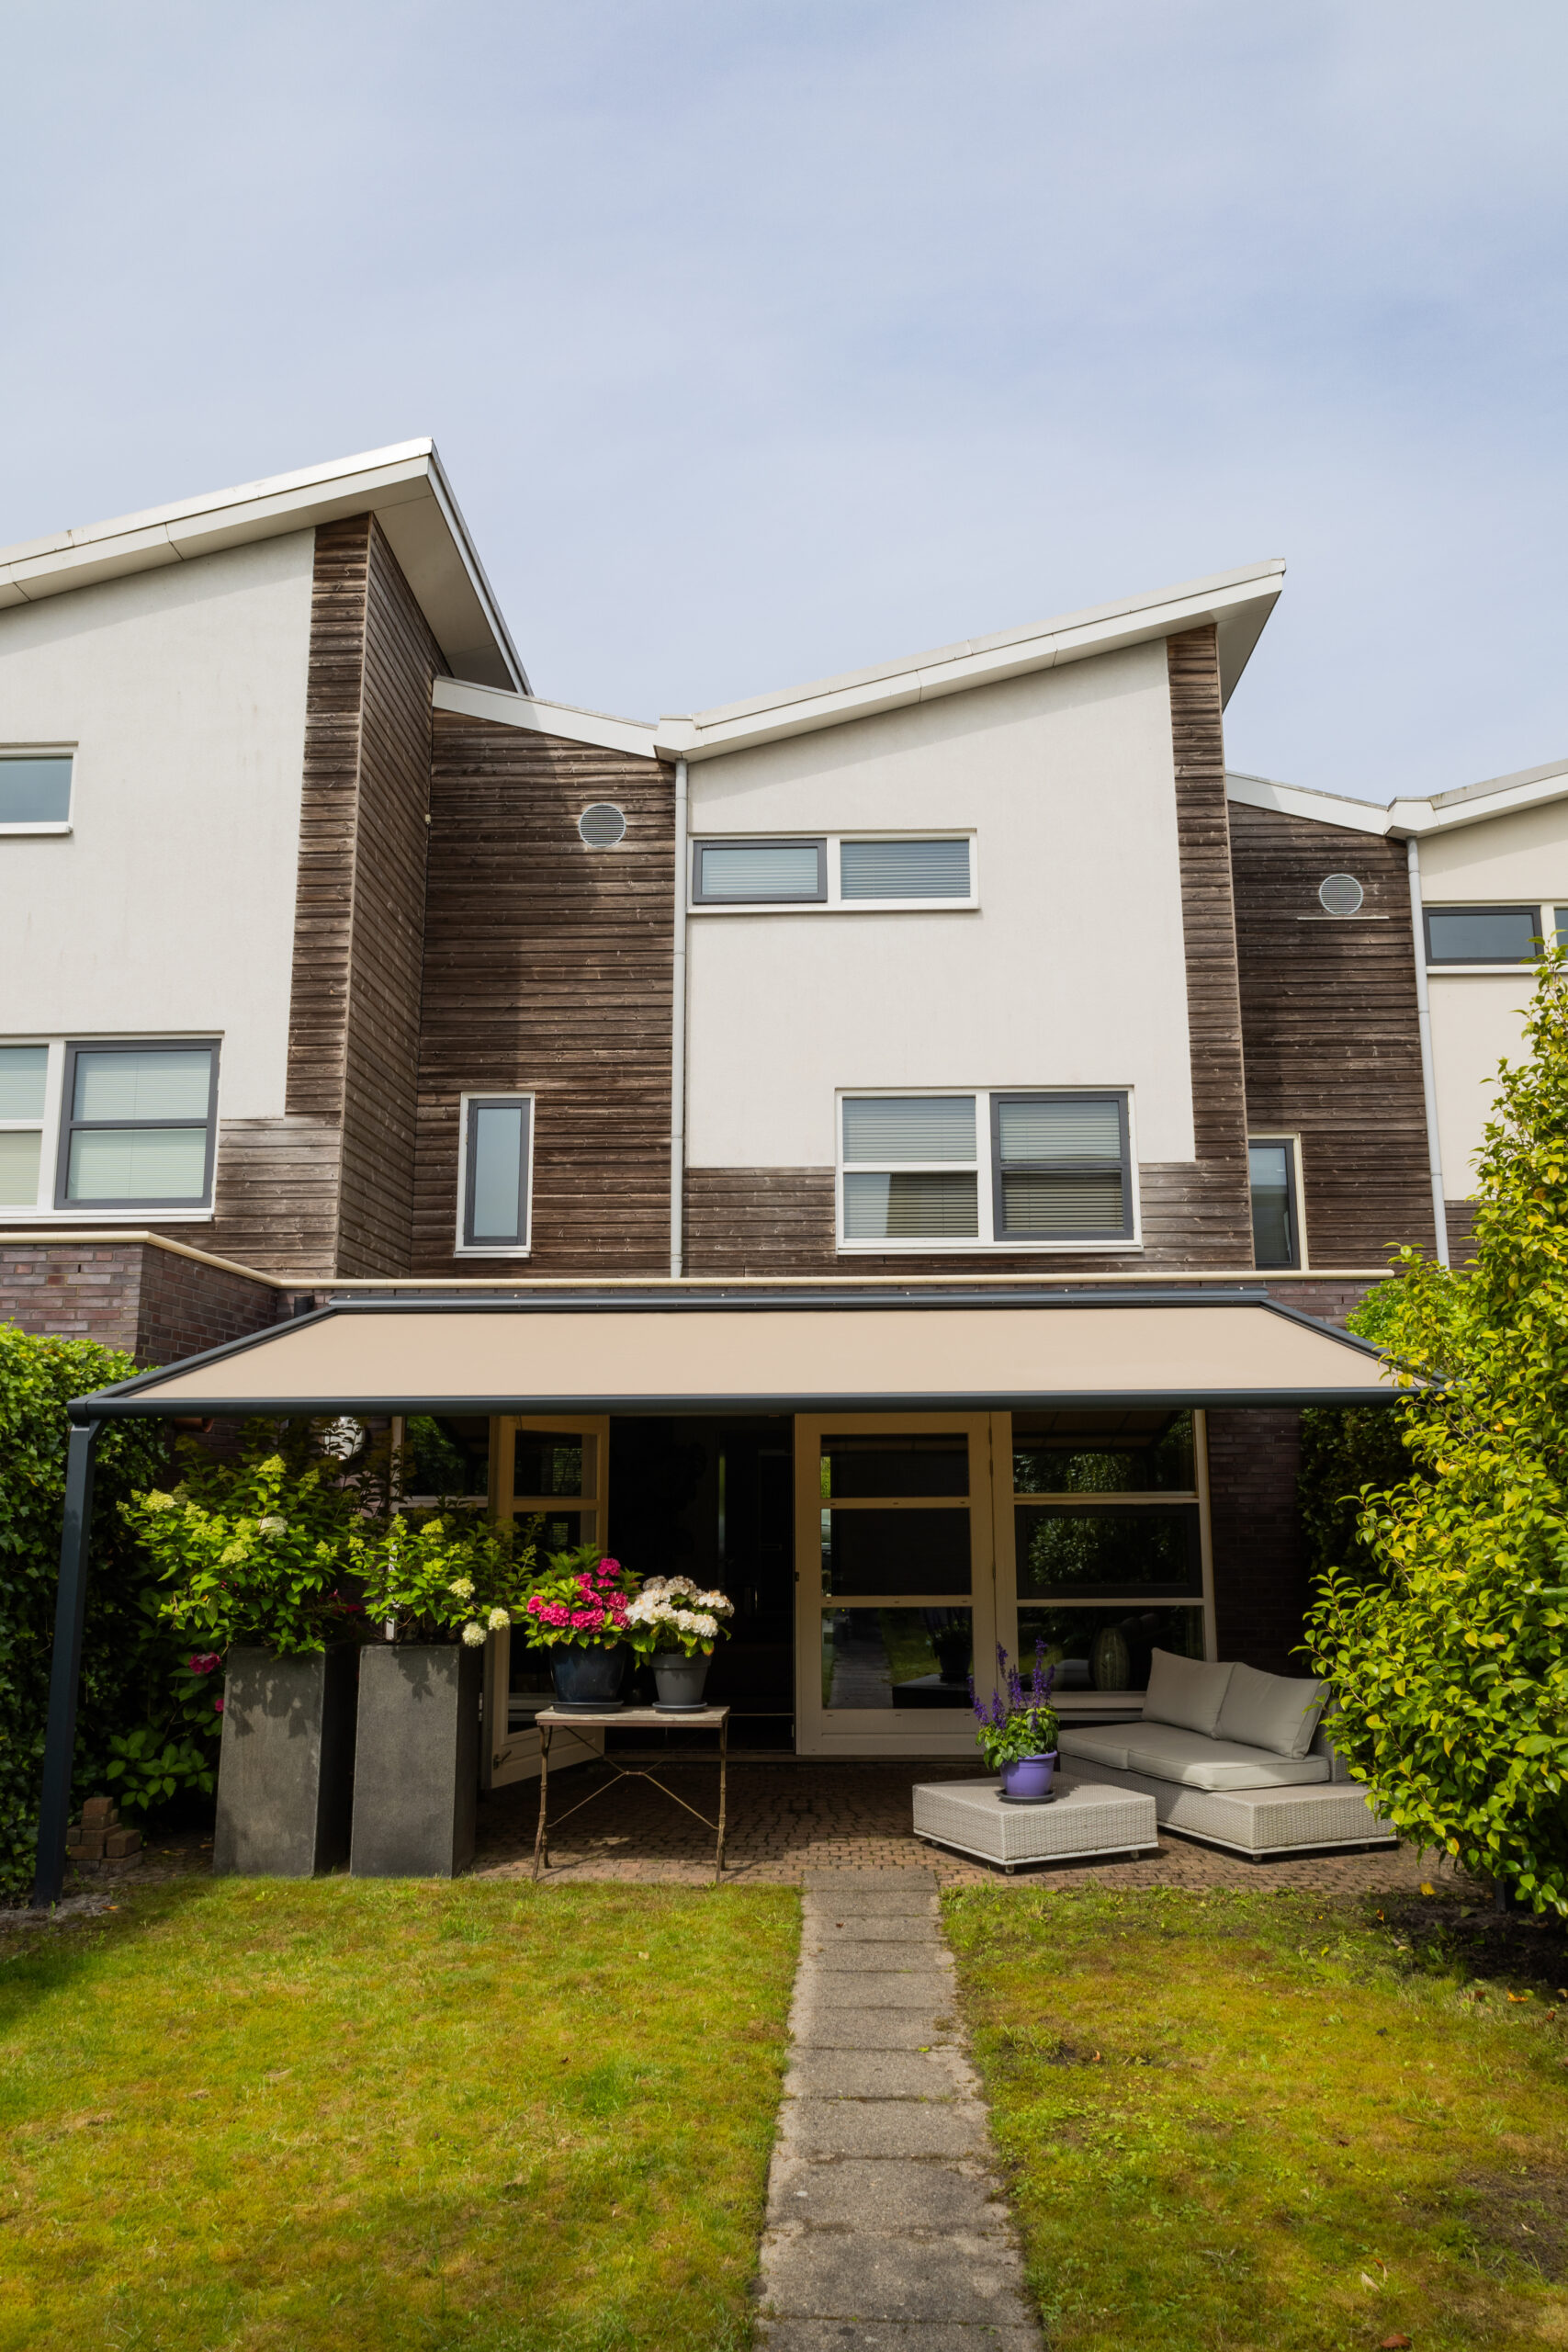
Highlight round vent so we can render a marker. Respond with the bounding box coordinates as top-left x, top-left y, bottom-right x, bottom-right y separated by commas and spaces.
1318, 873, 1364, 917
579, 802, 626, 847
